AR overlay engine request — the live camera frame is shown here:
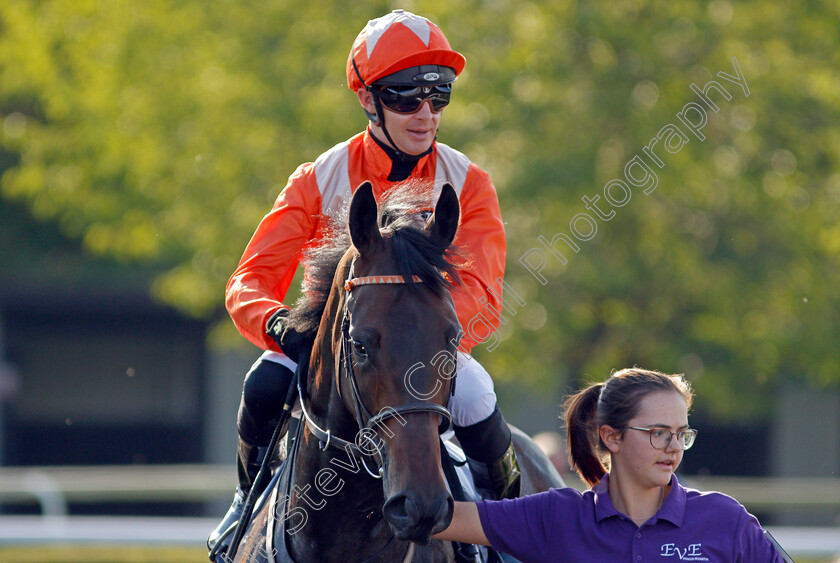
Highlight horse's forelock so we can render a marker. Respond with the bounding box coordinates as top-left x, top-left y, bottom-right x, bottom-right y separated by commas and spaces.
387, 225, 461, 296
378, 182, 435, 226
